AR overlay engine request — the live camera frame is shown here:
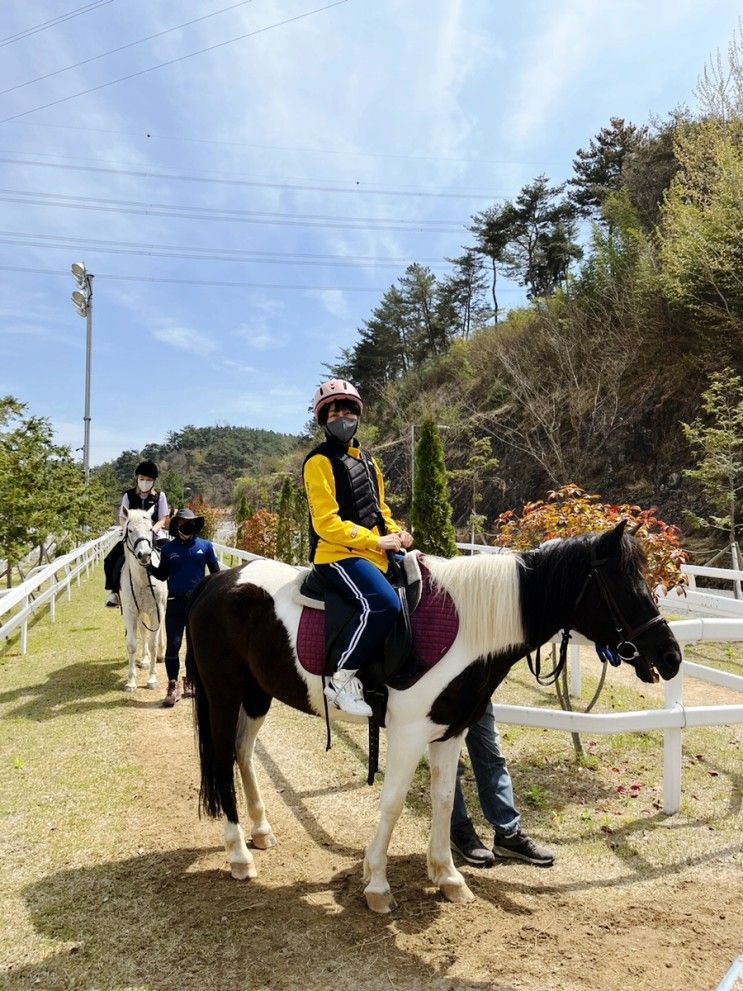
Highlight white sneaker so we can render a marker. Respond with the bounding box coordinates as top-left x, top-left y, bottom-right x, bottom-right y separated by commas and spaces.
105, 592, 120, 608
324, 669, 372, 718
